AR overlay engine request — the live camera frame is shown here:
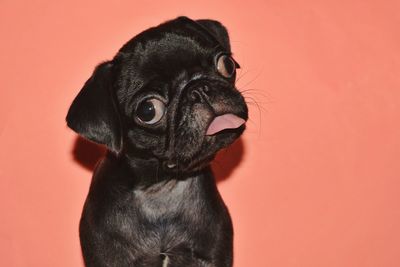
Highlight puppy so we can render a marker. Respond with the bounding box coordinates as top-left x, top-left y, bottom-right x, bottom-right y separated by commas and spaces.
67, 16, 248, 267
